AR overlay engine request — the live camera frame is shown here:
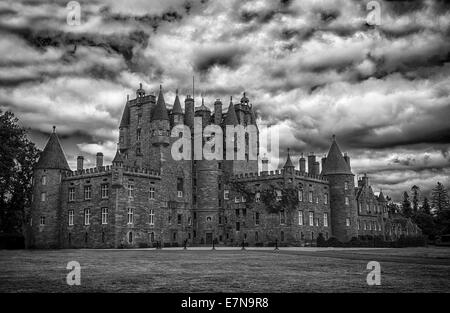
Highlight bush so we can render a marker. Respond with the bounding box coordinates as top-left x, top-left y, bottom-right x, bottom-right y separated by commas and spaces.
325, 236, 343, 247
0, 234, 25, 249
316, 233, 326, 247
